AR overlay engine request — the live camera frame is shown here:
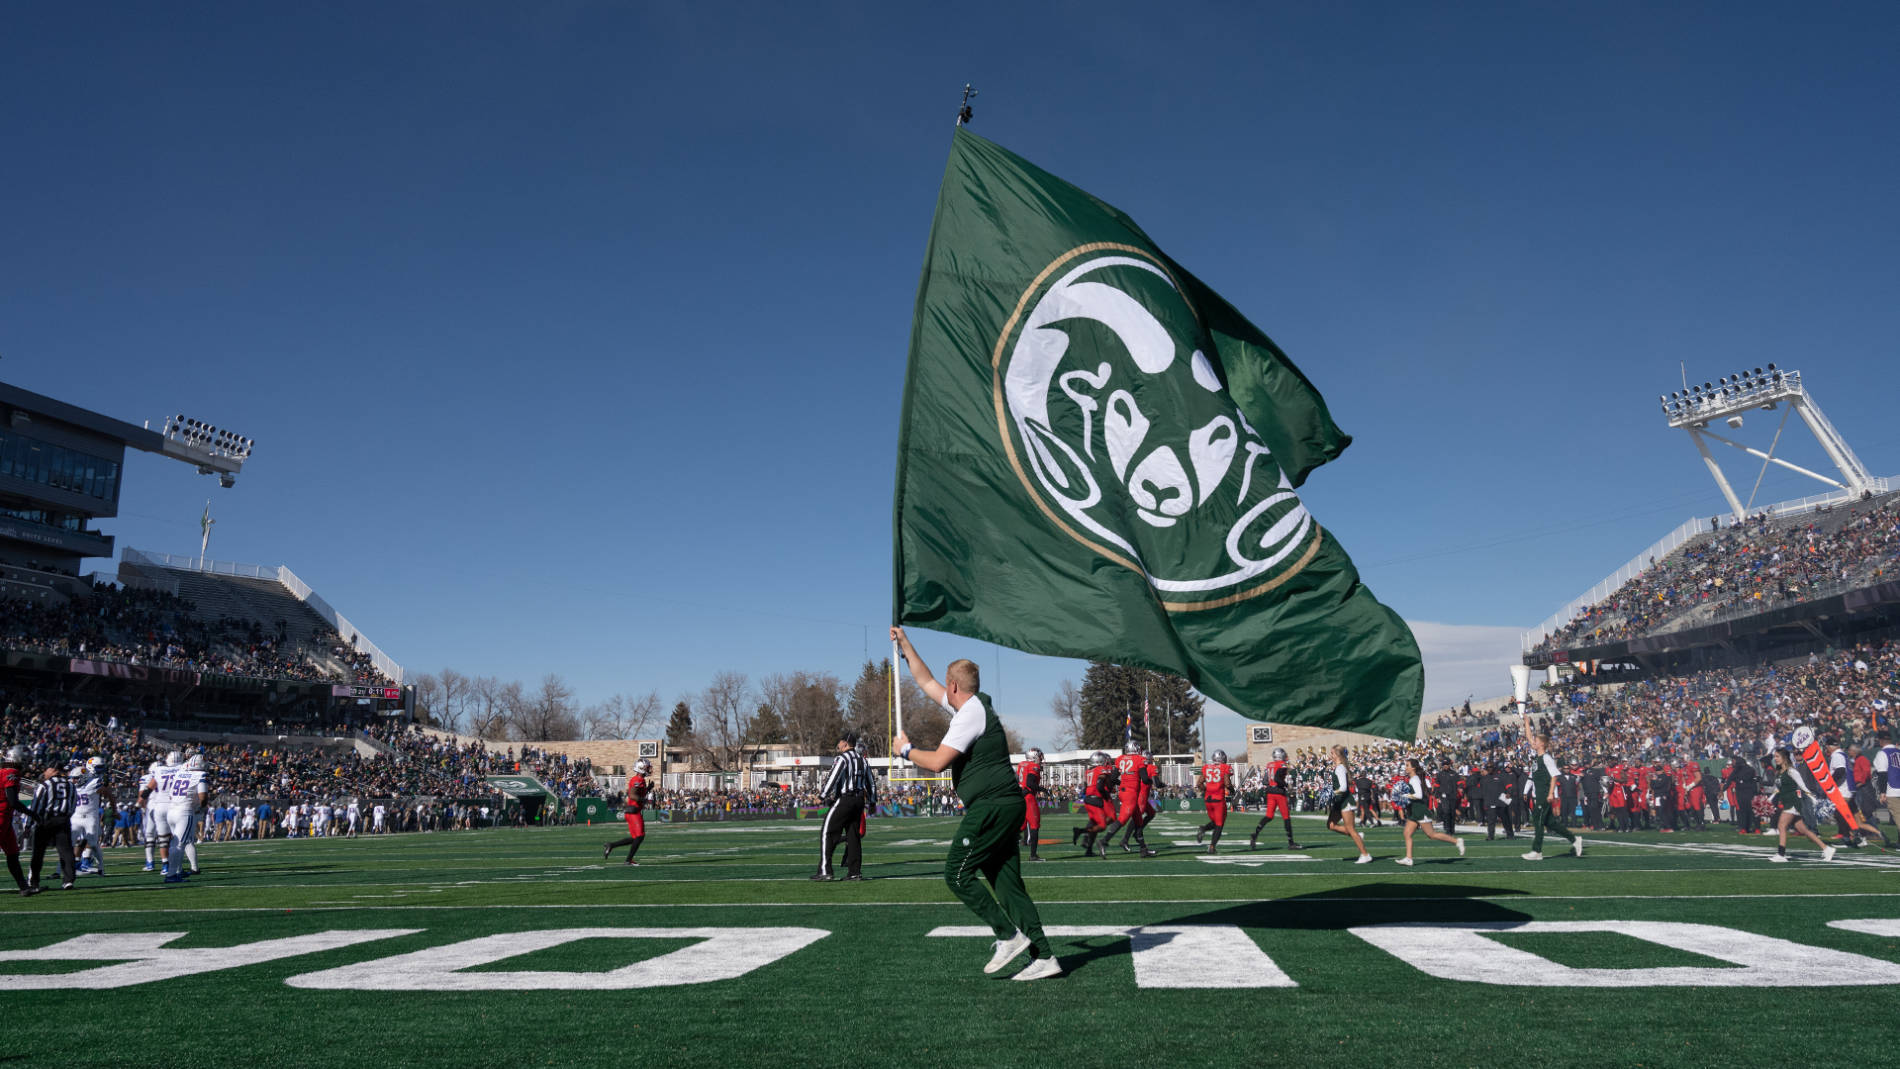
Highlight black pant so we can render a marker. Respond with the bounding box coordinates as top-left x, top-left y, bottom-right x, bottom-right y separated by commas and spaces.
30, 818, 74, 889
820, 794, 865, 877
1486, 804, 1515, 838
